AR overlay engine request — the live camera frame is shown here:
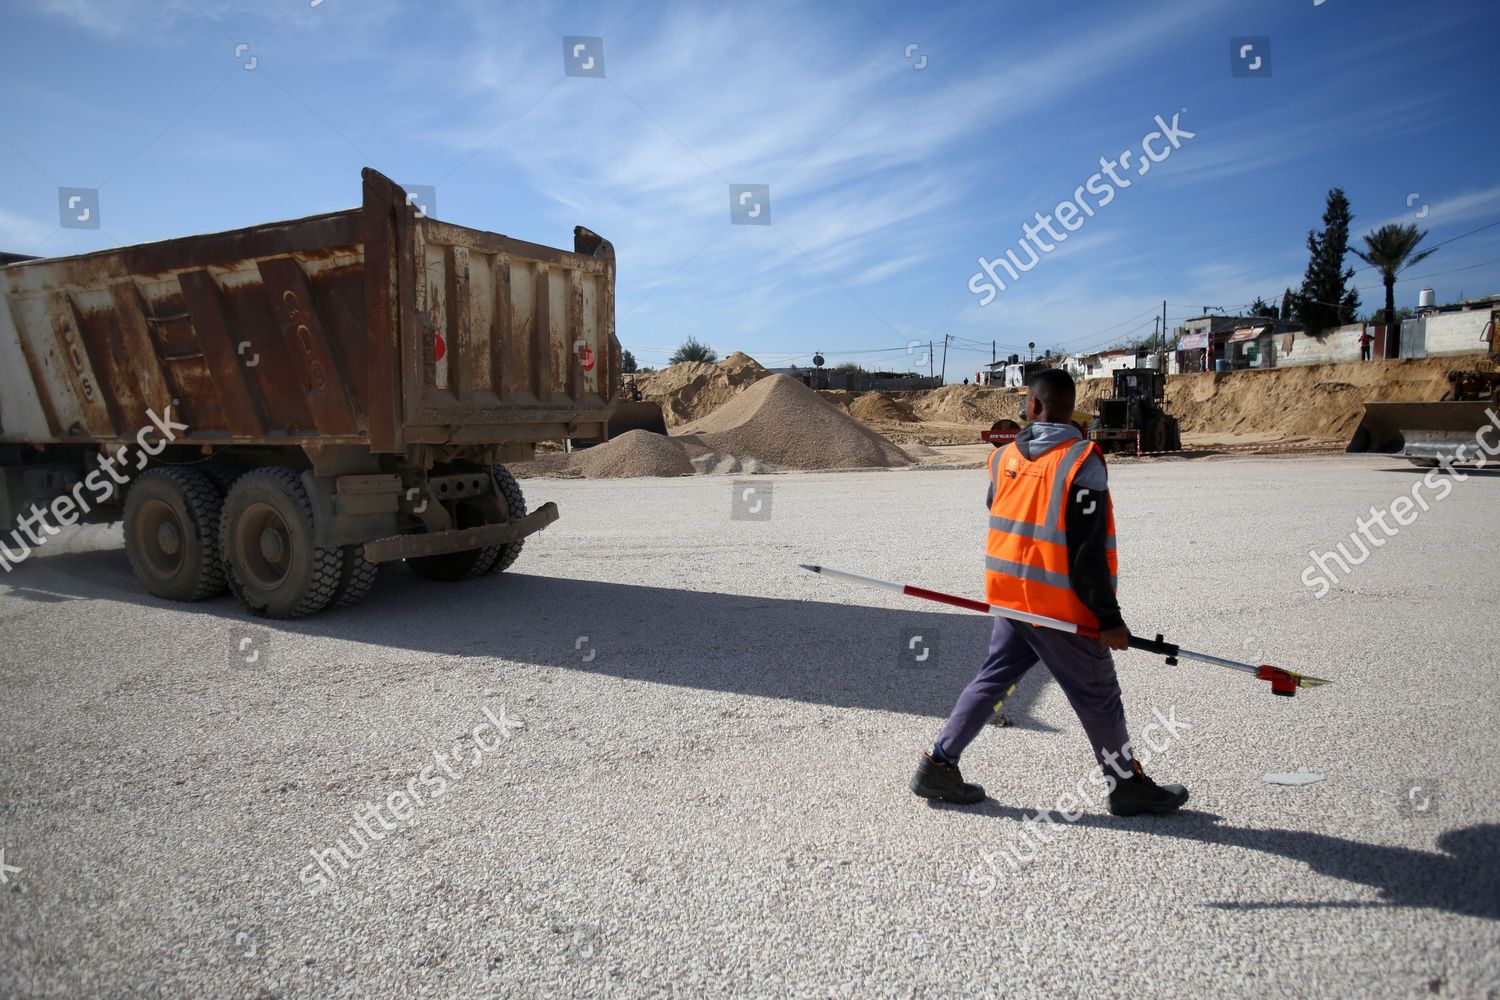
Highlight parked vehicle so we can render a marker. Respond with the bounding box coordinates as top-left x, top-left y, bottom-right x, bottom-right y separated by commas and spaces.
1089, 369, 1181, 454
0, 168, 619, 616
1346, 368, 1500, 468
